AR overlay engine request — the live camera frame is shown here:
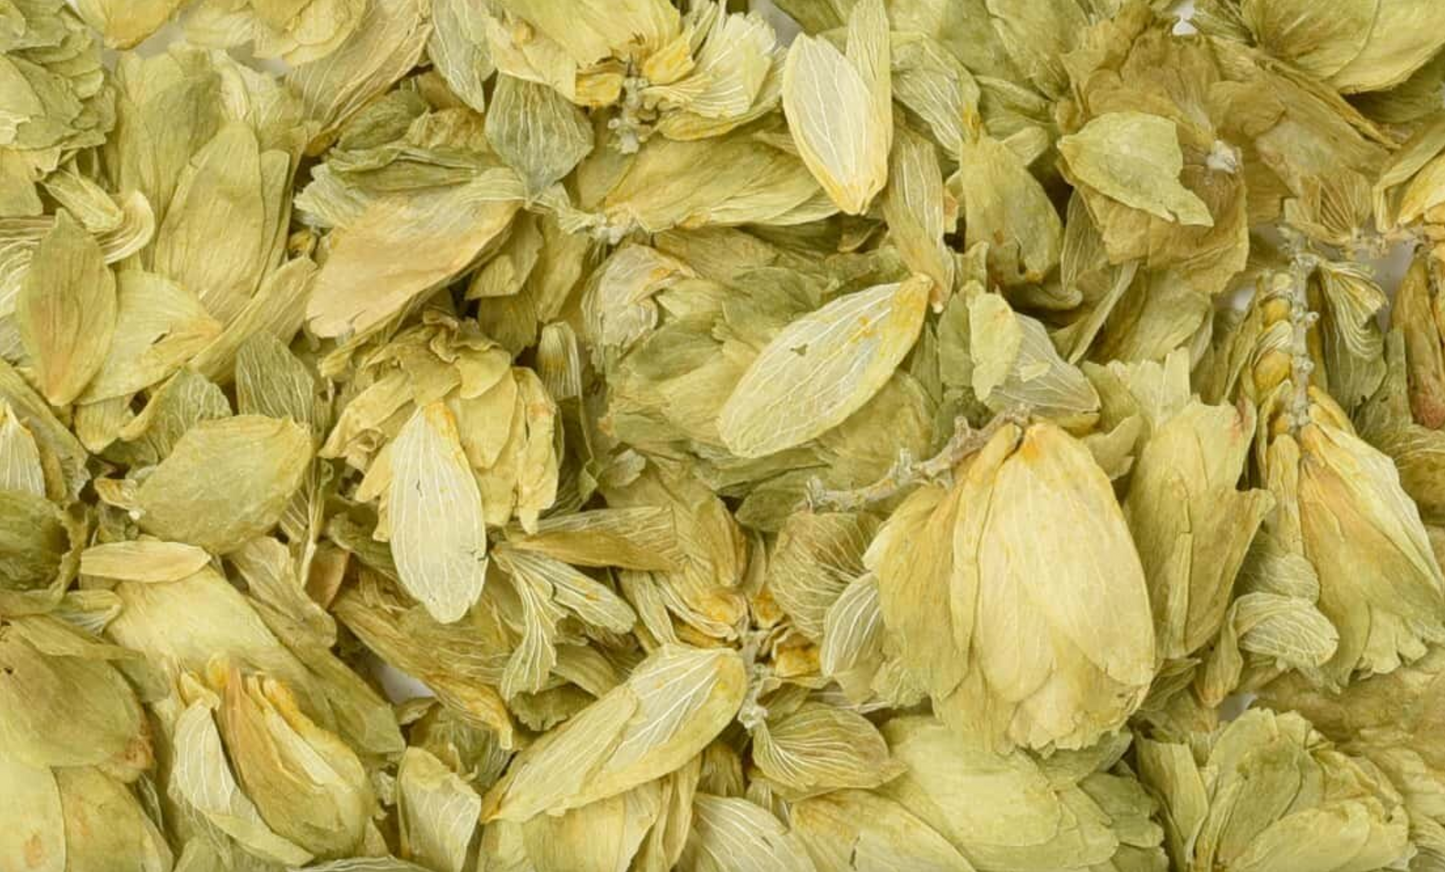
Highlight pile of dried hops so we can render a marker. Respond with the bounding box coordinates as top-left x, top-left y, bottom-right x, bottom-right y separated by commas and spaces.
4, 0, 1445, 869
